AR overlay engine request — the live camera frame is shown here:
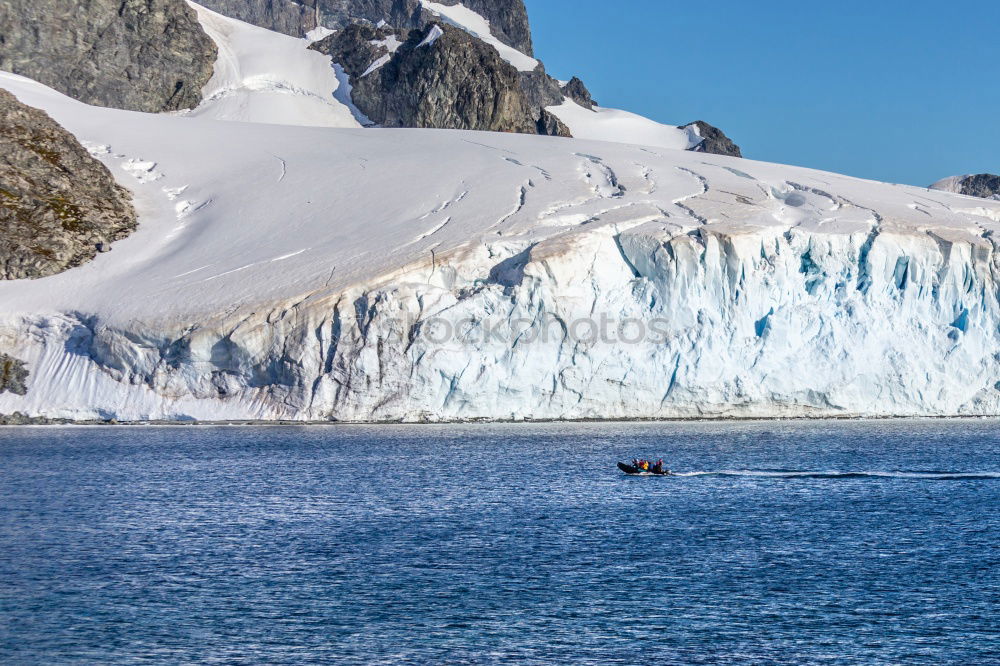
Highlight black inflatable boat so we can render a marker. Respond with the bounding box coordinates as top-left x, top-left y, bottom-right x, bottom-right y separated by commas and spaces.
618, 462, 674, 476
